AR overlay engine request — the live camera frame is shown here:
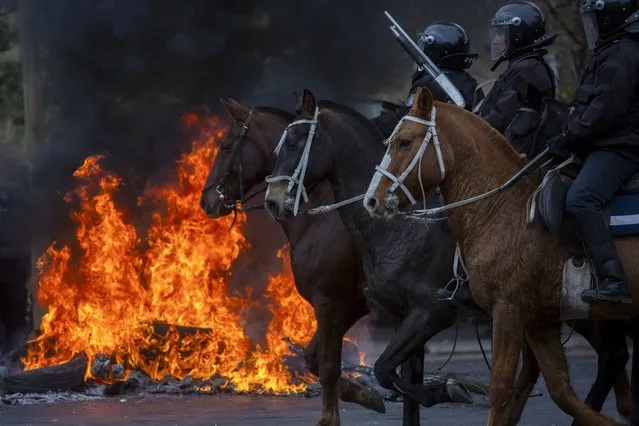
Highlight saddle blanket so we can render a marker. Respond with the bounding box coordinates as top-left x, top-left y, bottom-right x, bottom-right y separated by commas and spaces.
609, 194, 639, 236
561, 257, 592, 320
